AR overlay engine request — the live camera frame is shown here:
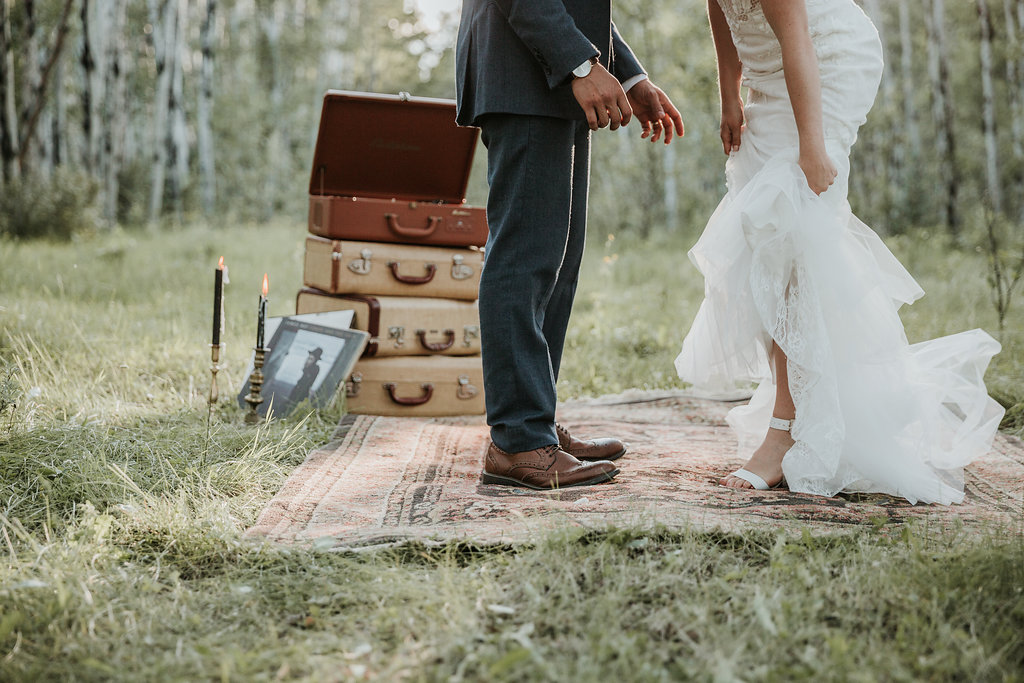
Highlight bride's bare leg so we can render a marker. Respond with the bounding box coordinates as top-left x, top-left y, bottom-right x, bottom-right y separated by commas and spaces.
721, 342, 796, 489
